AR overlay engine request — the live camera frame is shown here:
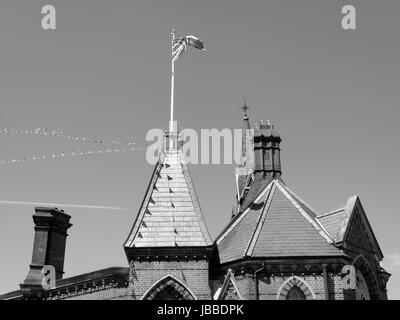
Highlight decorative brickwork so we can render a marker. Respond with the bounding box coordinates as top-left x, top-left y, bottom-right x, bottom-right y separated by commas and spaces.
141, 275, 196, 300
129, 259, 211, 300
276, 276, 315, 300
